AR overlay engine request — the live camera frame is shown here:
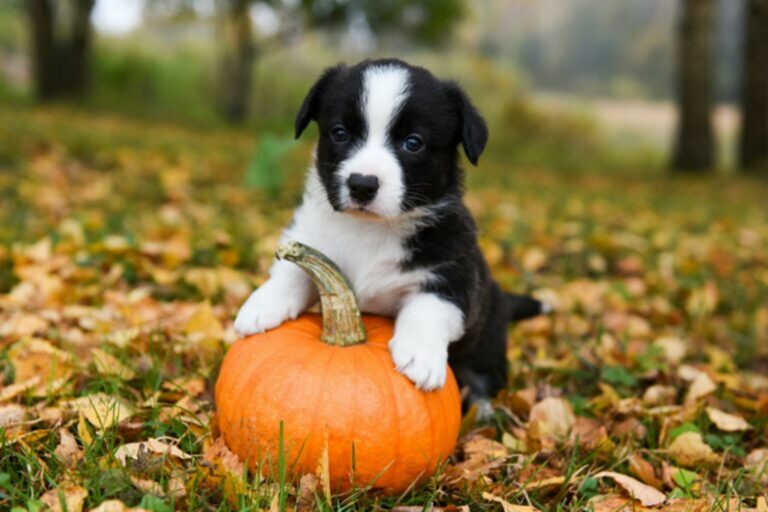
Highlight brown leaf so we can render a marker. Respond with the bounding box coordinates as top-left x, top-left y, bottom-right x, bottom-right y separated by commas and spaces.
667, 432, 721, 468
91, 347, 136, 380
684, 372, 717, 406
482, 492, 539, 511
0, 404, 26, 438
40, 484, 88, 512
705, 407, 751, 432
114, 438, 192, 466
54, 428, 83, 468
628, 453, 663, 490
90, 500, 151, 512
202, 436, 248, 502
316, 432, 331, 504
528, 397, 574, 440
595, 471, 666, 506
